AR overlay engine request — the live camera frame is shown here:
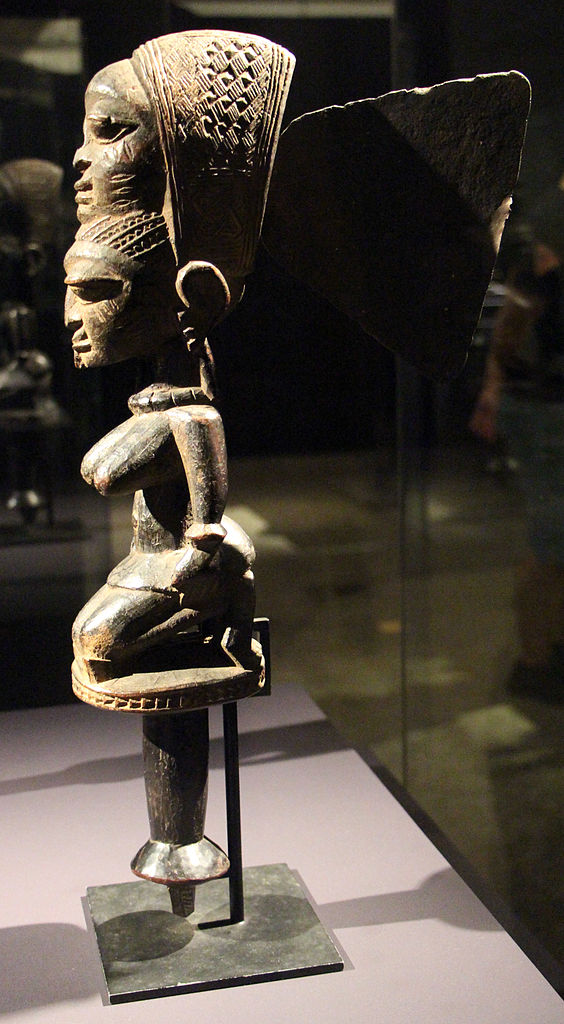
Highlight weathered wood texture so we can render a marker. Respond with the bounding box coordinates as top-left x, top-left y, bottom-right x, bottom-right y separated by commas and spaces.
65, 32, 294, 697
